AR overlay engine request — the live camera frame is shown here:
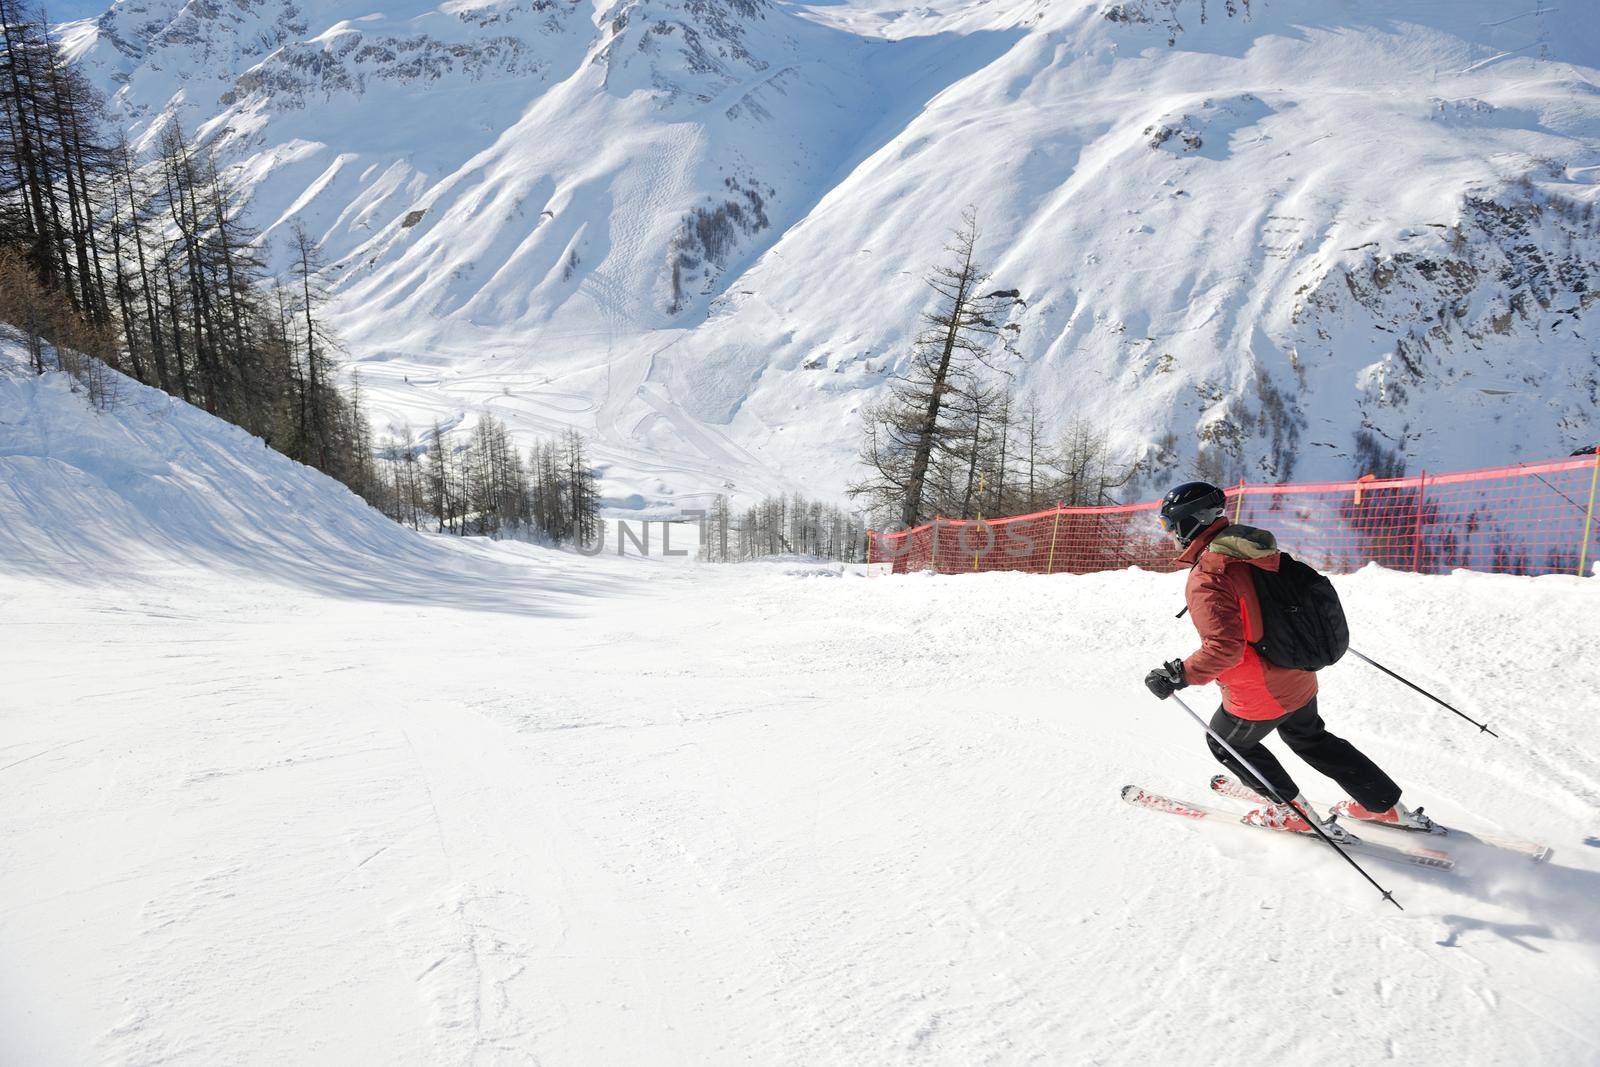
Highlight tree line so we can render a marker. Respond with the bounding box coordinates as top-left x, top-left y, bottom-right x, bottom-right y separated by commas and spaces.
1, 0, 372, 494
849, 209, 1137, 530
371, 414, 601, 544
698, 493, 866, 562
2, 0, 606, 547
